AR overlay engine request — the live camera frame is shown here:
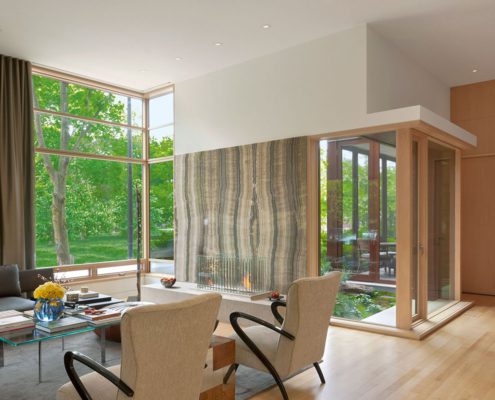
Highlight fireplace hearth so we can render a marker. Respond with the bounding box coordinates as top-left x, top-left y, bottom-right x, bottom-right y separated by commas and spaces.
197, 255, 270, 295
